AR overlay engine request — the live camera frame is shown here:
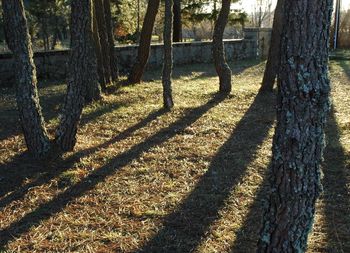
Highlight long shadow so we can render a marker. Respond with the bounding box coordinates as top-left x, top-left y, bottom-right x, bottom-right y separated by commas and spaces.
0, 84, 65, 141
136, 90, 275, 252
230, 109, 350, 253
0, 93, 226, 248
0, 99, 127, 200
229, 164, 271, 253
0, 83, 126, 142
323, 110, 350, 252
0, 108, 166, 209
143, 60, 261, 82
338, 59, 350, 79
